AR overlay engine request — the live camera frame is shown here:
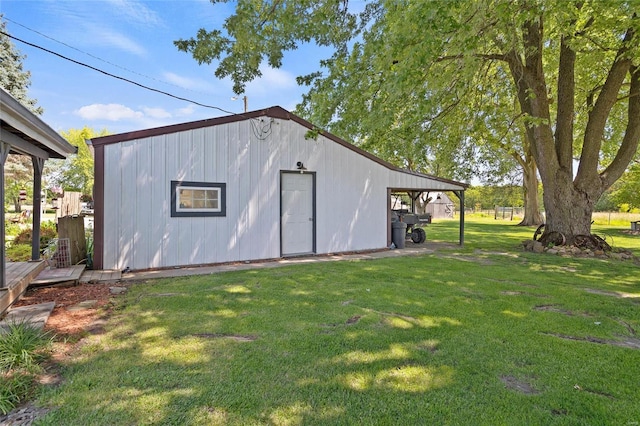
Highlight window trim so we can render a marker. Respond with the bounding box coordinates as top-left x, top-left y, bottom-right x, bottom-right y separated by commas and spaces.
171, 181, 226, 217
